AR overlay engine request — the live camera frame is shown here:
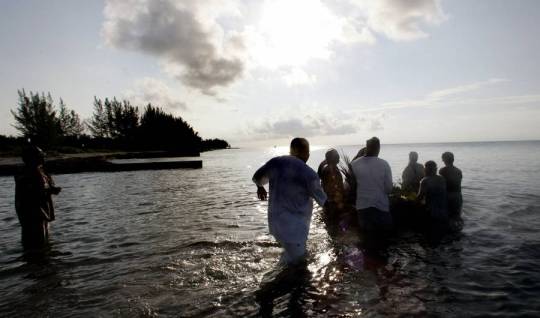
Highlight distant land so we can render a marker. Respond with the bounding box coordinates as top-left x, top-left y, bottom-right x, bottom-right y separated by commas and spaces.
1, 90, 231, 157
